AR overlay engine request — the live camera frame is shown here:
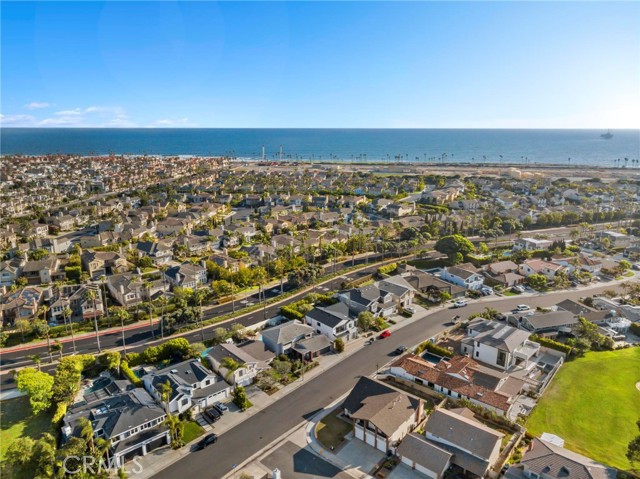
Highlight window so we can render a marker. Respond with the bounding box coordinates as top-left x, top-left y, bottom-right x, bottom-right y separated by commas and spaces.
181, 398, 189, 406
475, 351, 479, 358
316, 322, 321, 327
497, 350, 507, 367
